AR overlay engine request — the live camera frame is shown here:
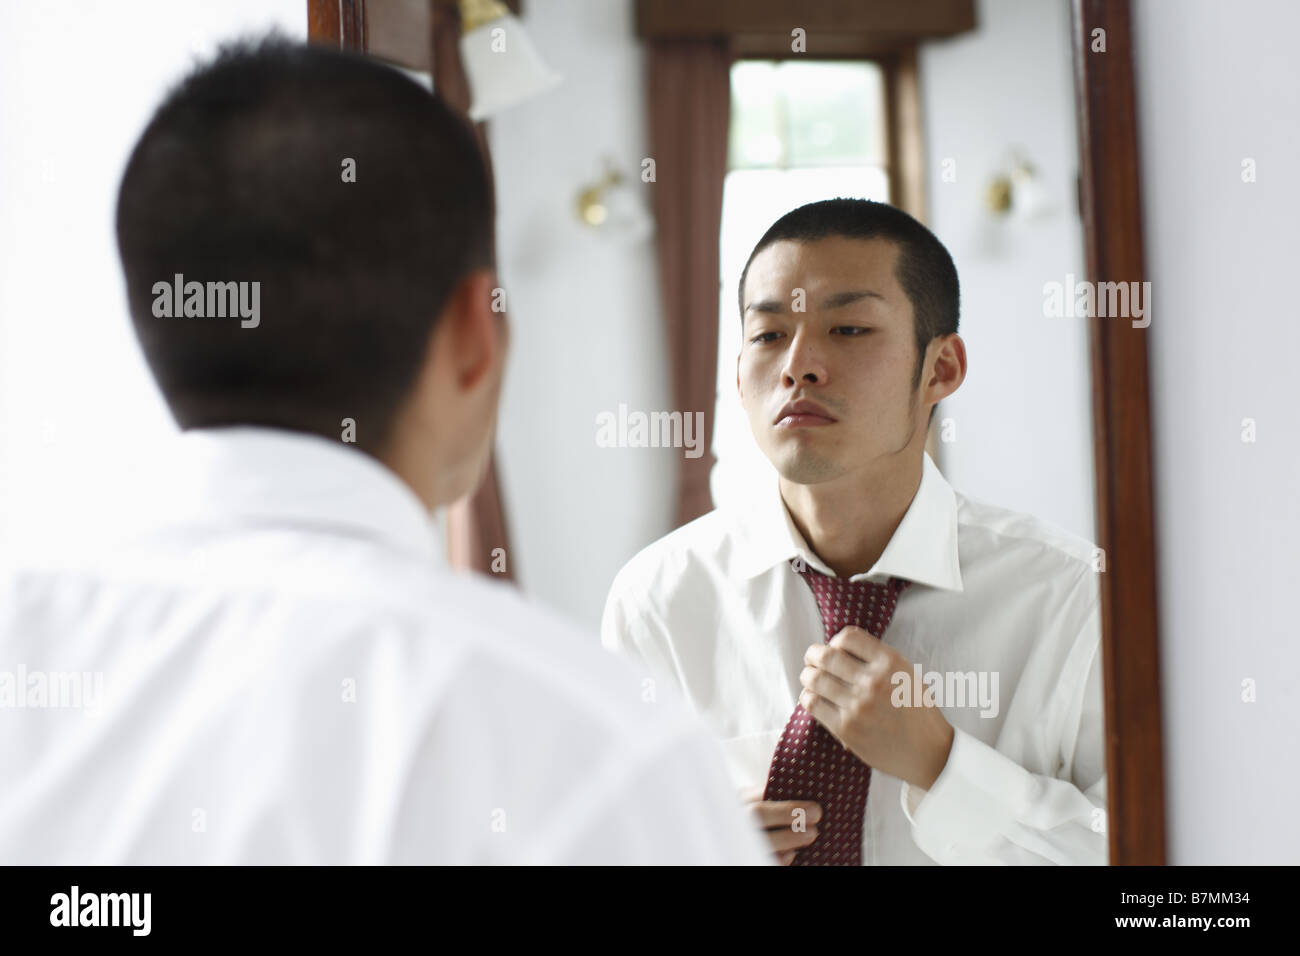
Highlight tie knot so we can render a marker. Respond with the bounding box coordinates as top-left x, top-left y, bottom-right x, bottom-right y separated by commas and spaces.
791, 559, 910, 641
